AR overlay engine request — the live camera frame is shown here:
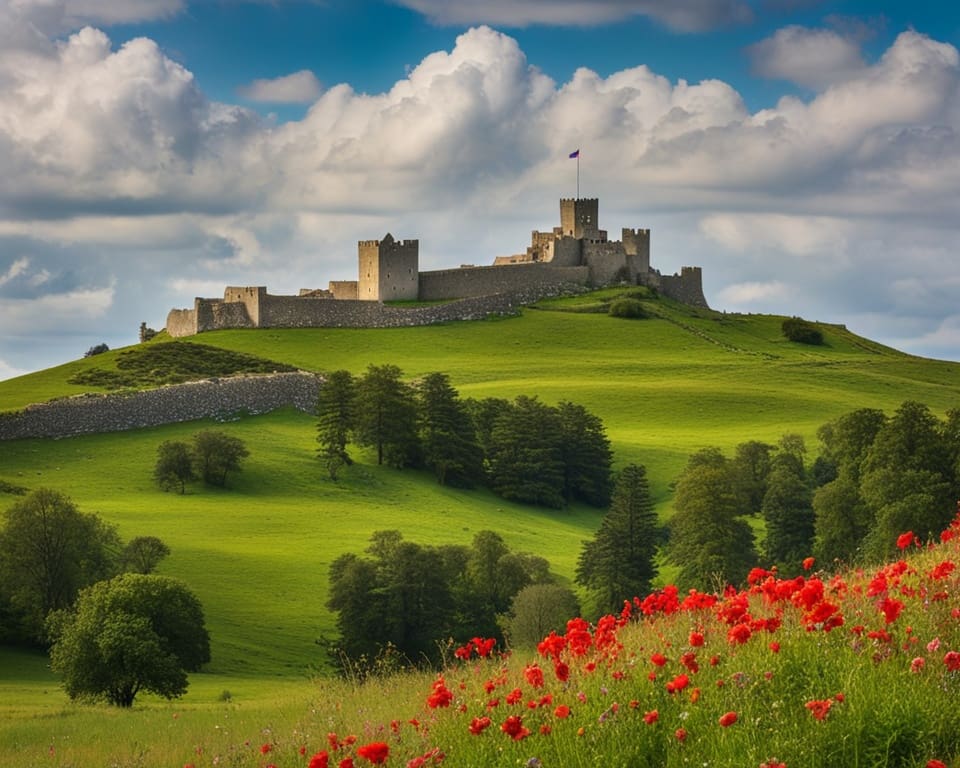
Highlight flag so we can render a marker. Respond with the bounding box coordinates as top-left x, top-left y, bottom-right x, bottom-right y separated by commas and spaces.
569, 149, 580, 159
